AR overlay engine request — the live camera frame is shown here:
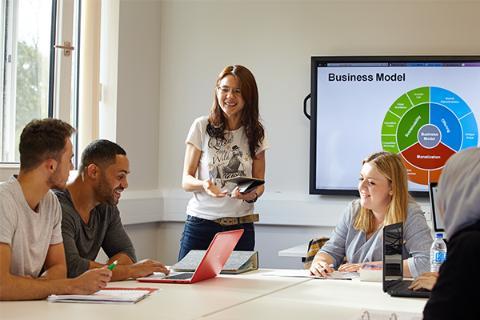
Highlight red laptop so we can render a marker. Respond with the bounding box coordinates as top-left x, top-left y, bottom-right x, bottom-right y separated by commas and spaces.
137, 229, 244, 284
